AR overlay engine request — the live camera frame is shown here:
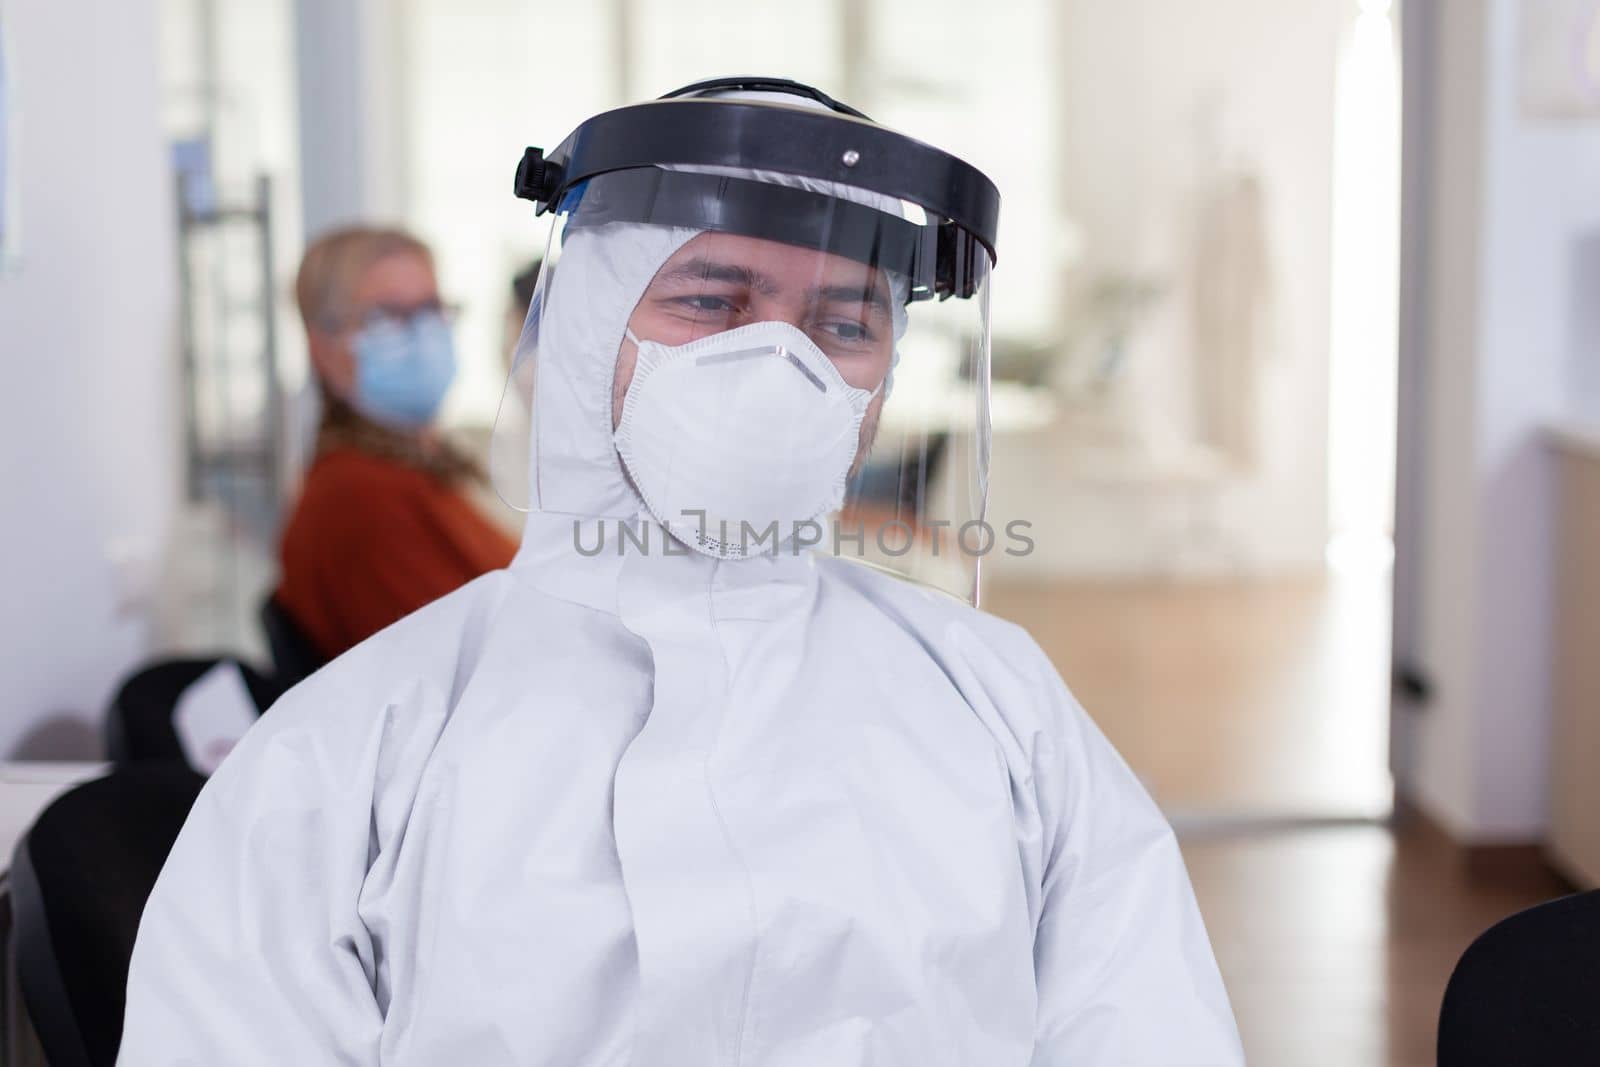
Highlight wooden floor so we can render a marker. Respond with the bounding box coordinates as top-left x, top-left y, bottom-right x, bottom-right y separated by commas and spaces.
984, 571, 1572, 1063
1184, 822, 1571, 1067
984, 569, 1393, 816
